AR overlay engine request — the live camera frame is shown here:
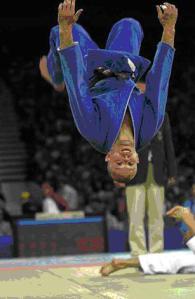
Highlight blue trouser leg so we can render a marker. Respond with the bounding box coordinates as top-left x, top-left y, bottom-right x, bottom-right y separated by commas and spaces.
105, 18, 144, 55
47, 24, 99, 85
